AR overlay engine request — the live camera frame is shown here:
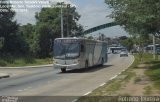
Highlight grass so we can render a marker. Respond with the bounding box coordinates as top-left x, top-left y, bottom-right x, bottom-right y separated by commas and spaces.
128, 54, 140, 68
0, 55, 53, 67
89, 79, 122, 96
140, 53, 154, 62
134, 53, 160, 91
87, 70, 136, 97
143, 86, 152, 95
132, 53, 160, 90
133, 53, 160, 91
145, 60, 160, 90
130, 53, 155, 68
